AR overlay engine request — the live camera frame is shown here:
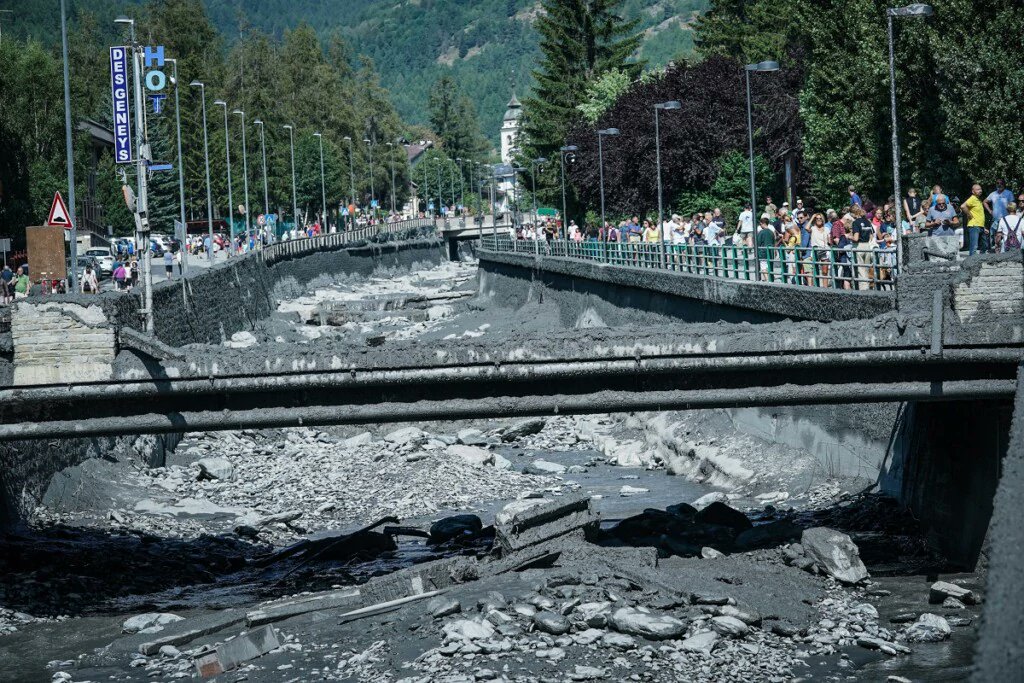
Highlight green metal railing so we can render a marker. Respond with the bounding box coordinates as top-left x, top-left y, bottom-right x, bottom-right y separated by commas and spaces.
481, 236, 898, 290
